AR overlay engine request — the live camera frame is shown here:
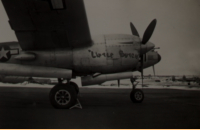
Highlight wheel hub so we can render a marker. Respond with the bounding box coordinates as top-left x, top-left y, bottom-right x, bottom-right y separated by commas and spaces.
135, 91, 143, 101
55, 90, 71, 105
